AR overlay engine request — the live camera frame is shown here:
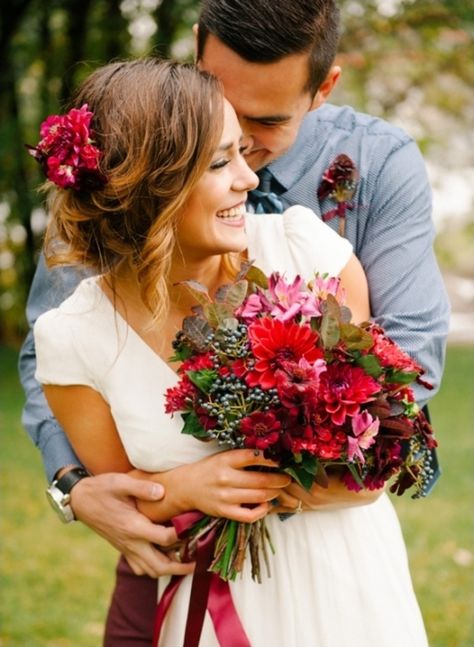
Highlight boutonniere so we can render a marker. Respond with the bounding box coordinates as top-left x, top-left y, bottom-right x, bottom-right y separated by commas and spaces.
317, 154, 359, 237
